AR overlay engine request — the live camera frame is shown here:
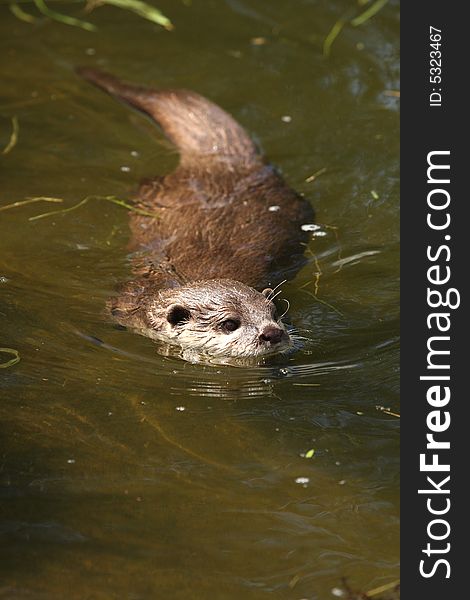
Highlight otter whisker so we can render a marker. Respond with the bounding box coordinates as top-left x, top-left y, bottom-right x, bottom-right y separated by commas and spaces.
270, 289, 285, 302
265, 279, 287, 302
279, 298, 290, 319
290, 334, 309, 342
